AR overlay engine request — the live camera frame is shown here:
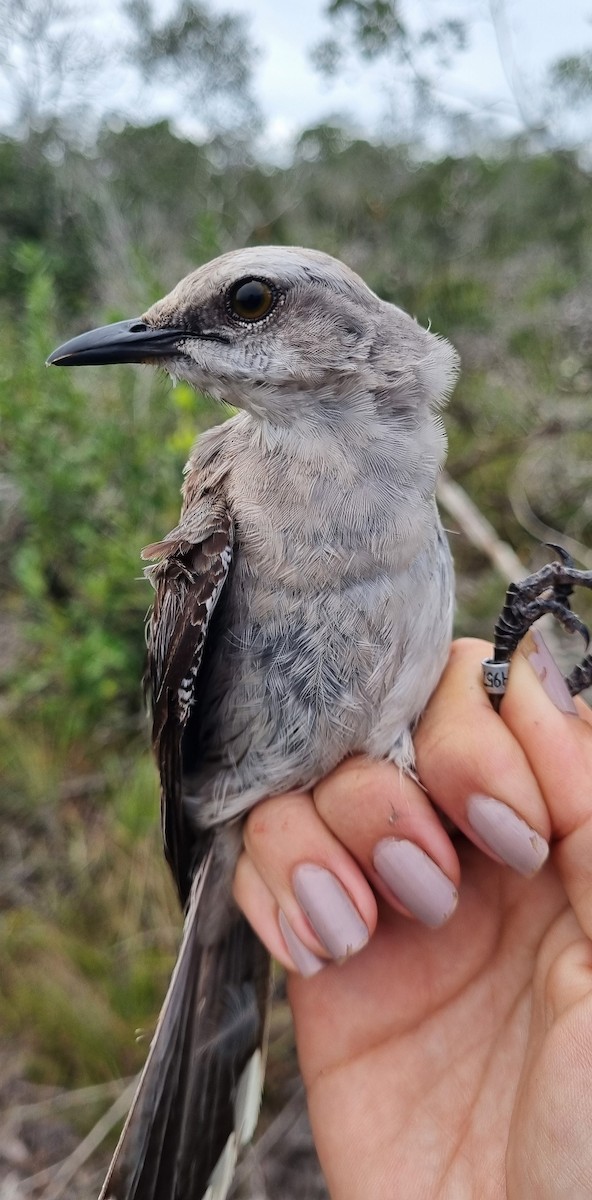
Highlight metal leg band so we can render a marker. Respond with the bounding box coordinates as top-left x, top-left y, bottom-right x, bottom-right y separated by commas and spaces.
482, 658, 510, 698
